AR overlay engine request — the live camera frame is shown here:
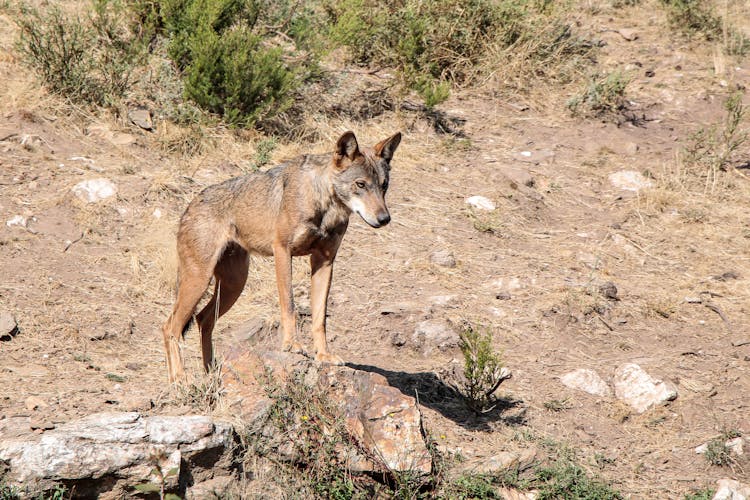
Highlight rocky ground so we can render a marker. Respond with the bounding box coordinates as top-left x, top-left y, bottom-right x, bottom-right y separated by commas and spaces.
2, 0, 750, 498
